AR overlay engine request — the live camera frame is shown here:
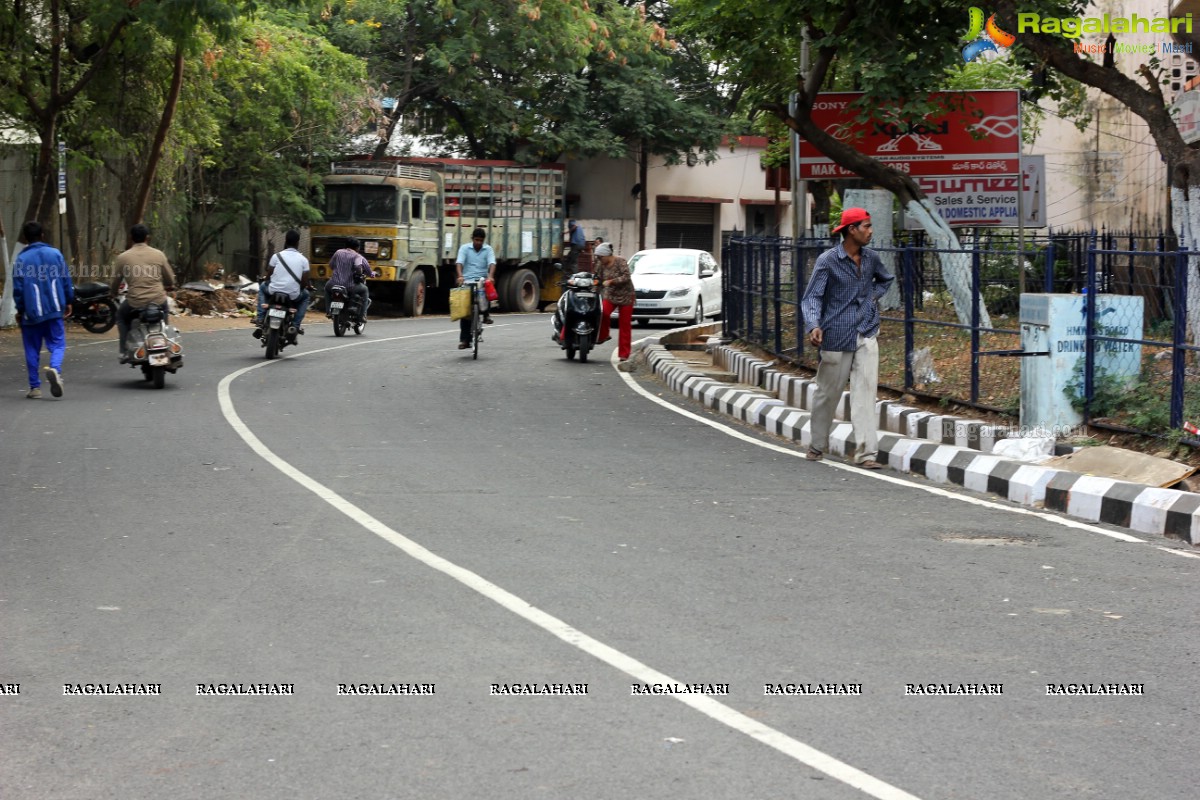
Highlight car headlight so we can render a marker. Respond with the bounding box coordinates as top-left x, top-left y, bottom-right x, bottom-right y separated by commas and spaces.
666, 287, 692, 298
378, 243, 392, 260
